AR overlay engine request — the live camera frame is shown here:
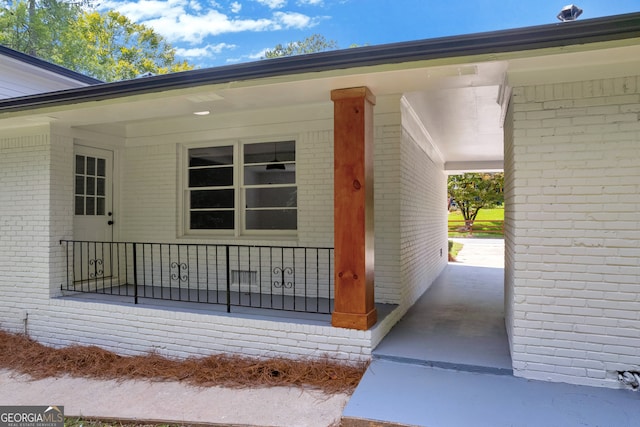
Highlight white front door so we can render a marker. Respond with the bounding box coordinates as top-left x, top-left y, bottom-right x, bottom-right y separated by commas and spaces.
73, 146, 114, 283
